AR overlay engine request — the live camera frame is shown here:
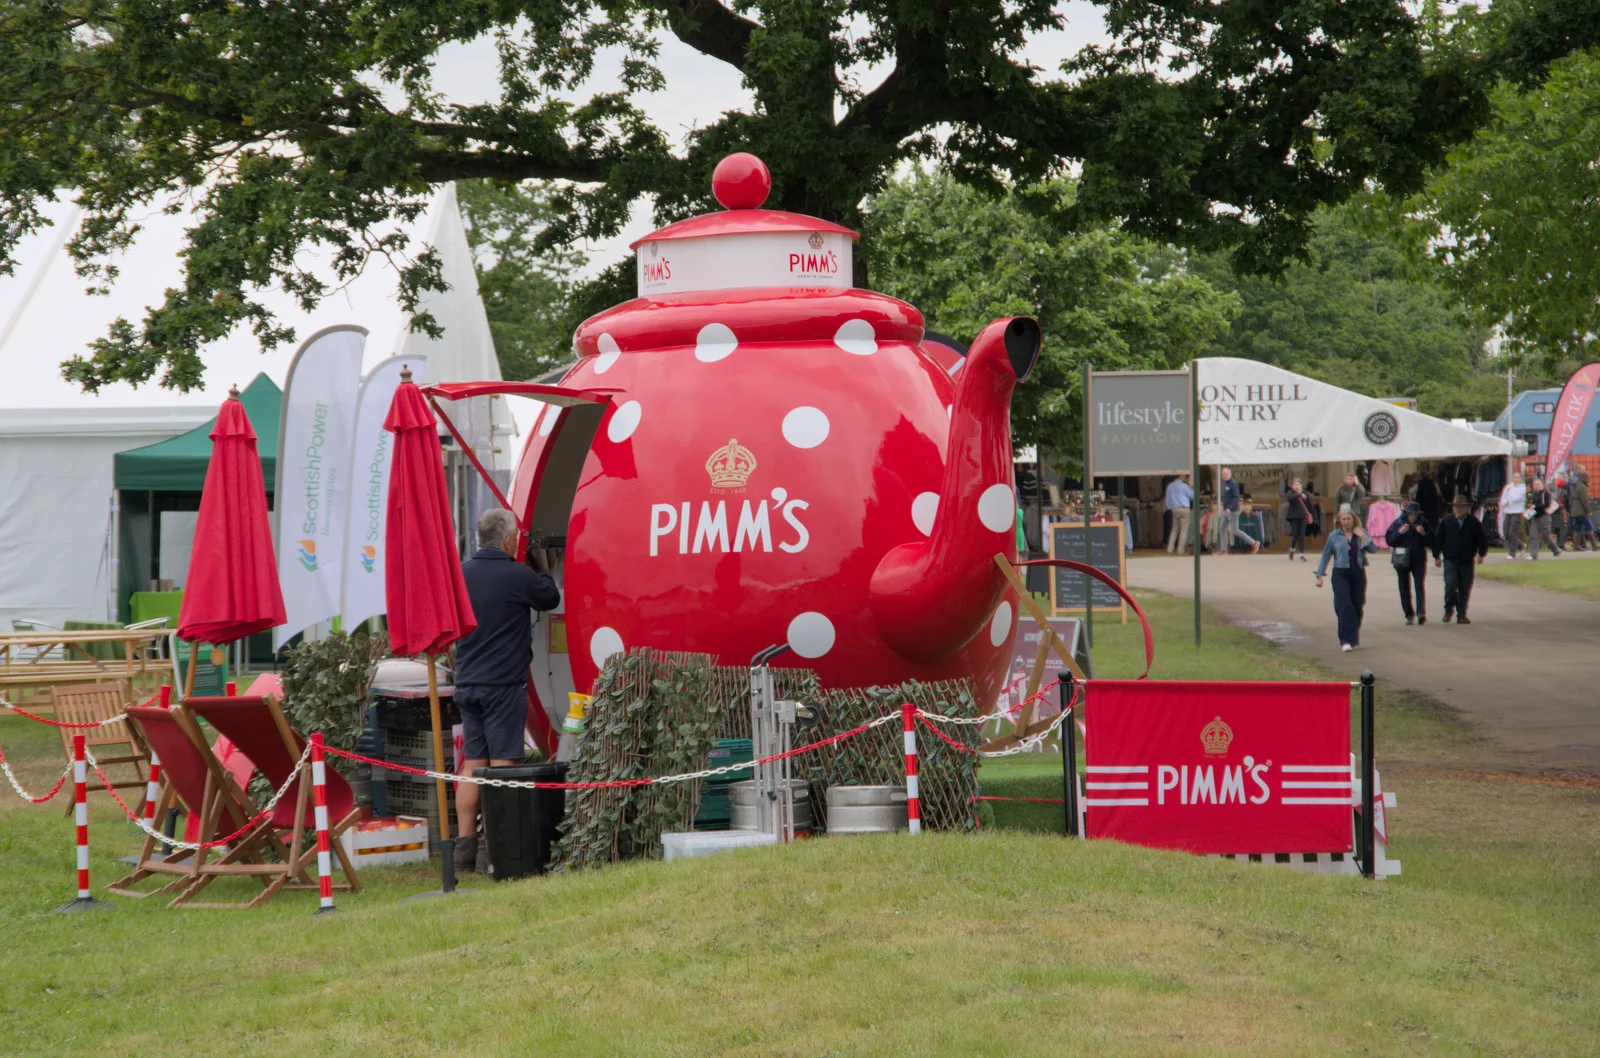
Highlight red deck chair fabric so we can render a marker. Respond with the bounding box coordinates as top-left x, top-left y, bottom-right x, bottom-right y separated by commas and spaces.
183, 695, 356, 827
182, 734, 256, 843
107, 705, 279, 903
